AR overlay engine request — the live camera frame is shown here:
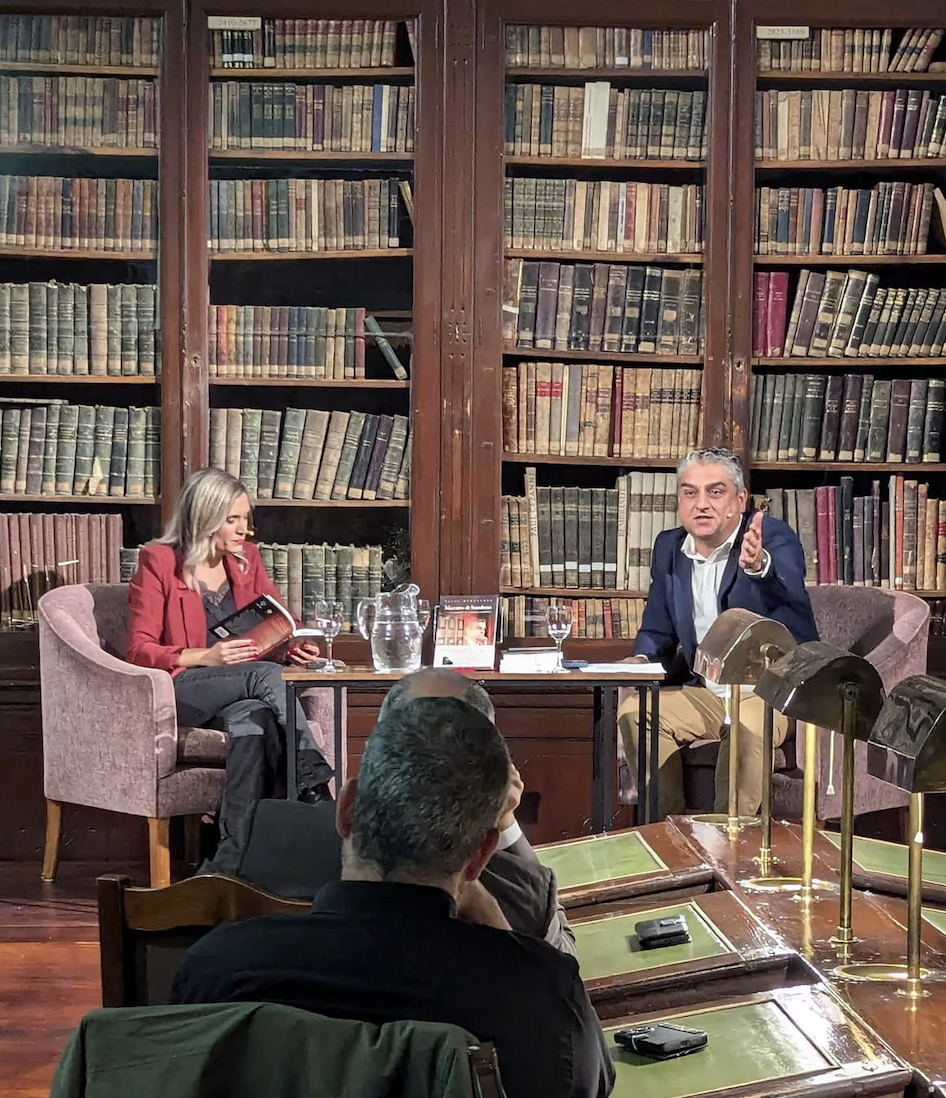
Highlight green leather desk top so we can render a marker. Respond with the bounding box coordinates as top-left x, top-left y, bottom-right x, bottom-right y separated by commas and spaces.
605, 1000, 833, 1098
822, 831, 946, 887
575, 901, 730, 983
537, 831, 666, 889
922, 908, 946, 935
